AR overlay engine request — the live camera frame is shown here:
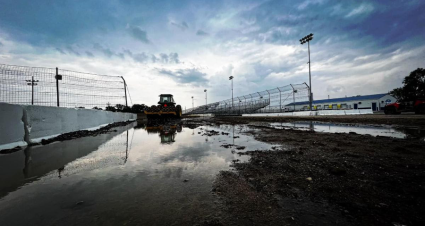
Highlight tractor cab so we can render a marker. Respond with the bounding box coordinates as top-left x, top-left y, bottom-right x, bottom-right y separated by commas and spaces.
158, 94, 176, 107
160, 127, 176, 143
